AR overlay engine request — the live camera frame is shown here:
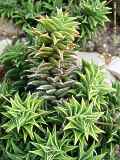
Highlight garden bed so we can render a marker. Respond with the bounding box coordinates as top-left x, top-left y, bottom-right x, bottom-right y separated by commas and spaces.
0, 1, 120, 160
